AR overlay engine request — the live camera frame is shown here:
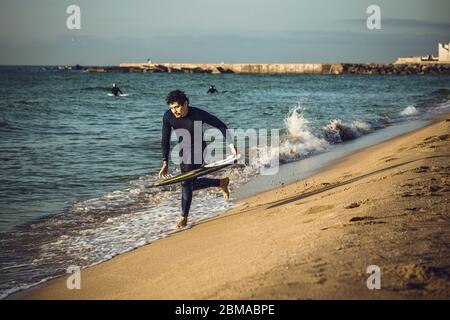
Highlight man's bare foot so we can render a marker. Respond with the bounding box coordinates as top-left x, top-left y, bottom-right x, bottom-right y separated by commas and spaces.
176, 216, 187, 228
220, 177, 230, 200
